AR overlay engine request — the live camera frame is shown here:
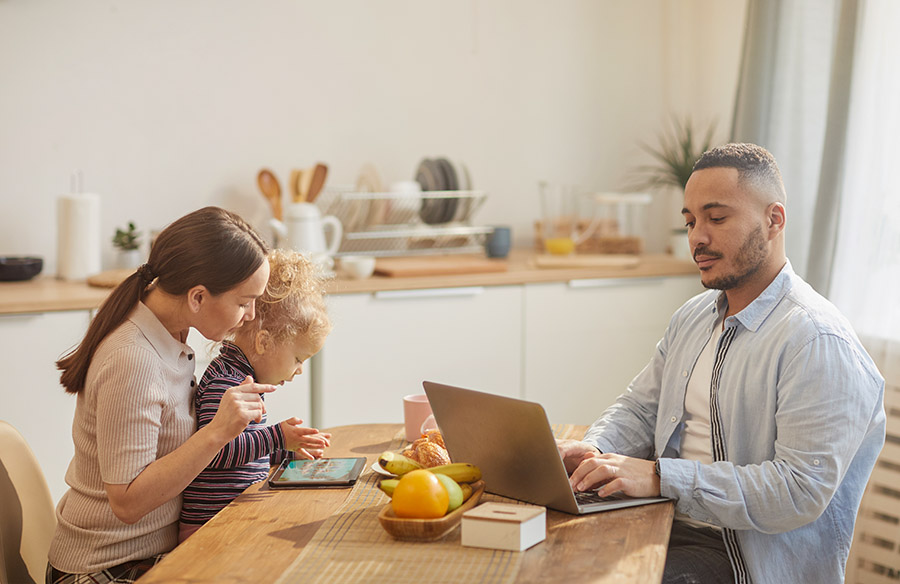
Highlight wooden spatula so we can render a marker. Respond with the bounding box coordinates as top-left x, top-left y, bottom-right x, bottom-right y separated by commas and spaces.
289, 169, 302, 202
307, 163, 329, 203
297, 167, 314, 202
